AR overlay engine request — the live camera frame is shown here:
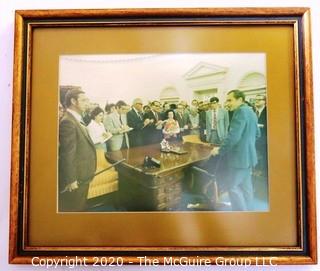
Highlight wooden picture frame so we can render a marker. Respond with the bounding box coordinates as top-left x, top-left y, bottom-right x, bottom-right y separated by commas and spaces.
9, 8, 316, 265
